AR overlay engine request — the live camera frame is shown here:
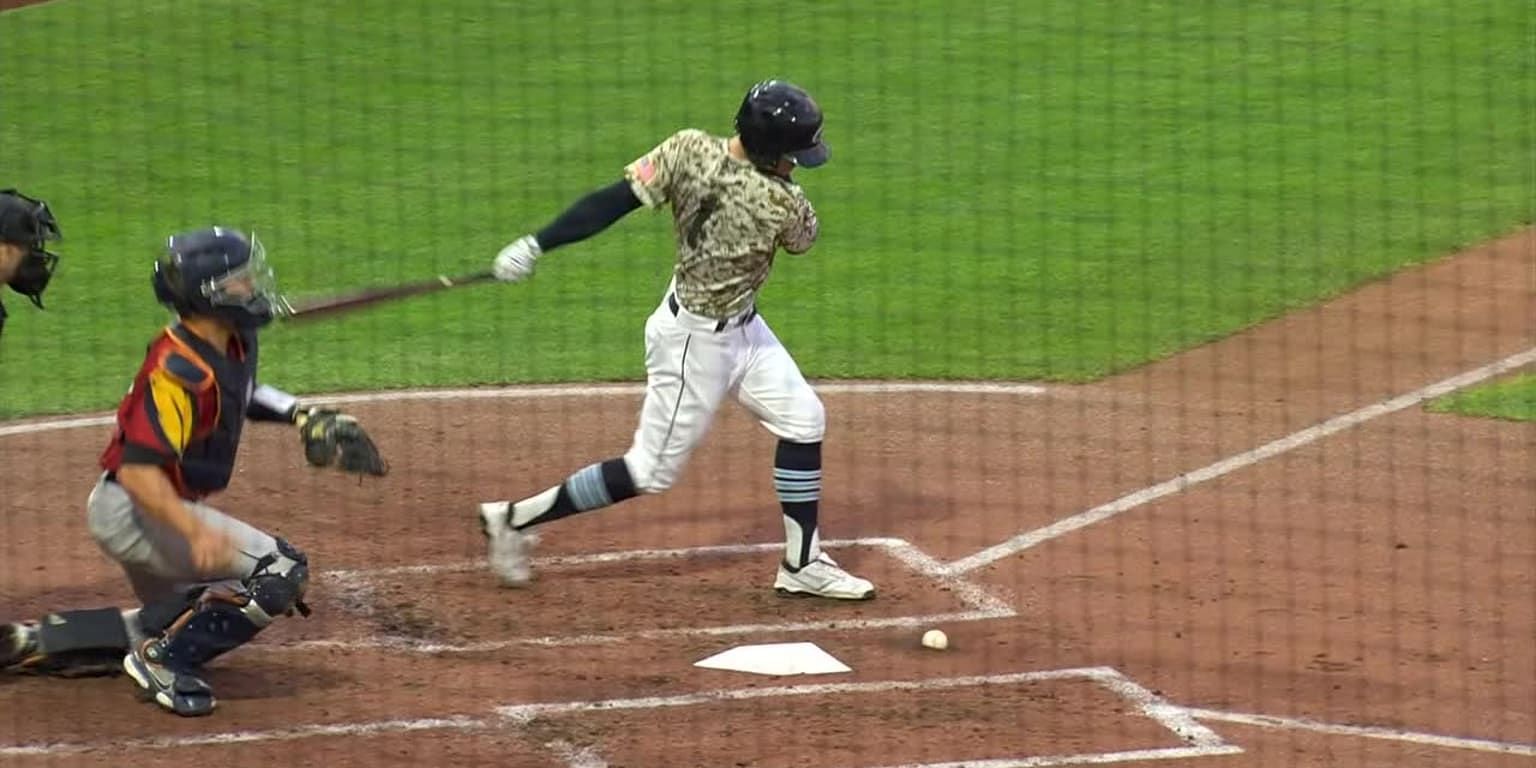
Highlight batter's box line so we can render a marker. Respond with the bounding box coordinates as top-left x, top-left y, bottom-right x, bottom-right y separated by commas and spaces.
9, 663, 1532, 762
261, 537, 1016, 654
493, 665, 1241, 767
0, 666, 1227, 763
